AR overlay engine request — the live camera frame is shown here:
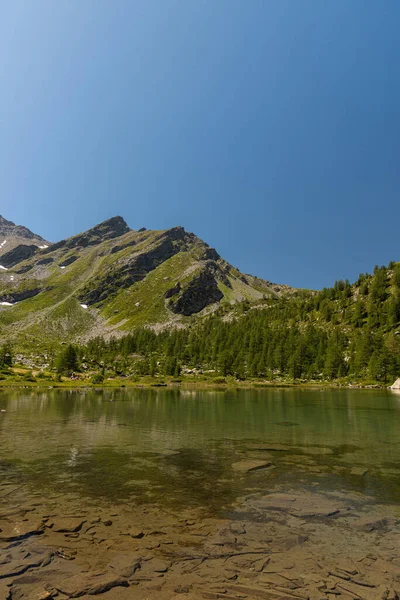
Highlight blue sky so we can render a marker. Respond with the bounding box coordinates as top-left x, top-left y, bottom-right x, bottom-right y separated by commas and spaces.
1, 1, 399, 289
